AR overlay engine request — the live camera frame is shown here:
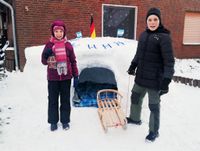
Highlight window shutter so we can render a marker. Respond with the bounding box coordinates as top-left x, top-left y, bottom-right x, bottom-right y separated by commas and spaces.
183, 12, 200, 45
